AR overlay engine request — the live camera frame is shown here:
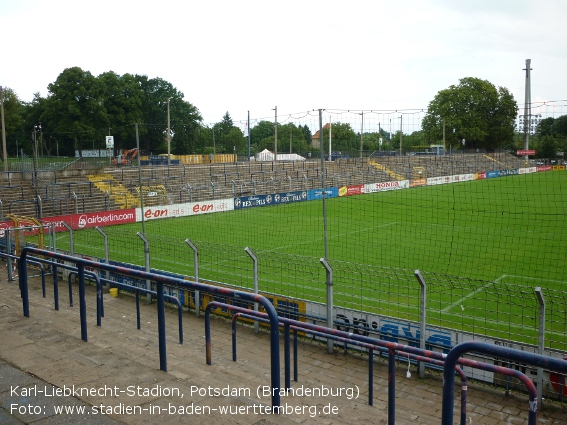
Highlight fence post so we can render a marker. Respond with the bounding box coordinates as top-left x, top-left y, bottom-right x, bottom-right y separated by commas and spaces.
37, 194, 42, 218
136, 232, 152, 304
414, 270, 427, 378
185, 239, 200, 317
320, 258, 334, 354
72, 191, 78, 214
535, 286, 545, 410
49, 223, 56, 275
61, 222, 74, 256
244, 247, 259, 334
6, 228, 14, 282
95, 226, 109, 289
